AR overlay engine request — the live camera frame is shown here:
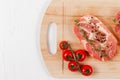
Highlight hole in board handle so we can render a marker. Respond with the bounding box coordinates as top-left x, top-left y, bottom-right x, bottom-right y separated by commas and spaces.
47, 22, 57, 55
